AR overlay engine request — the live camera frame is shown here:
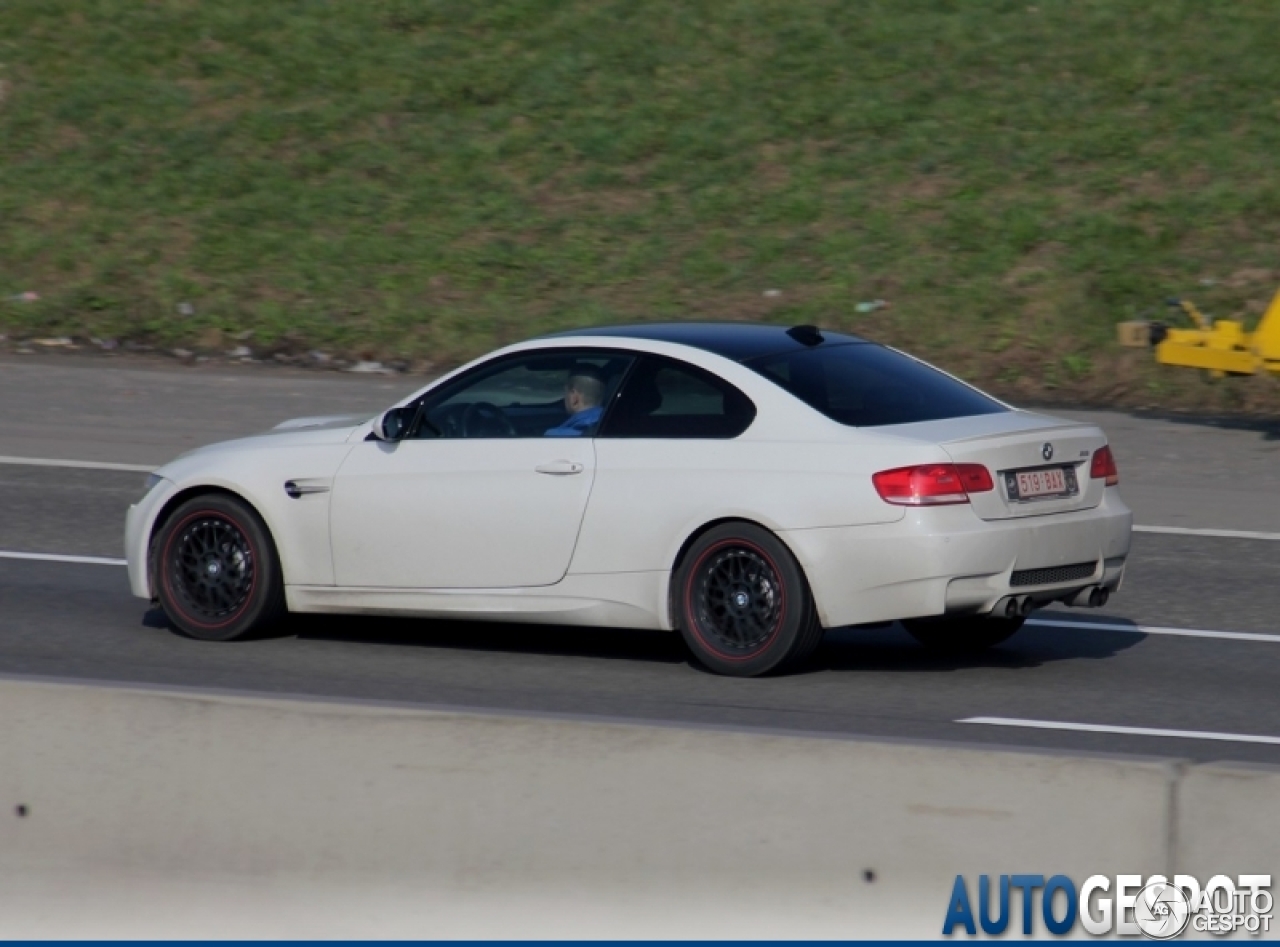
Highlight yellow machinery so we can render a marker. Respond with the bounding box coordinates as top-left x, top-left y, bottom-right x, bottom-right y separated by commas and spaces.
1119, 288, 1280, 377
